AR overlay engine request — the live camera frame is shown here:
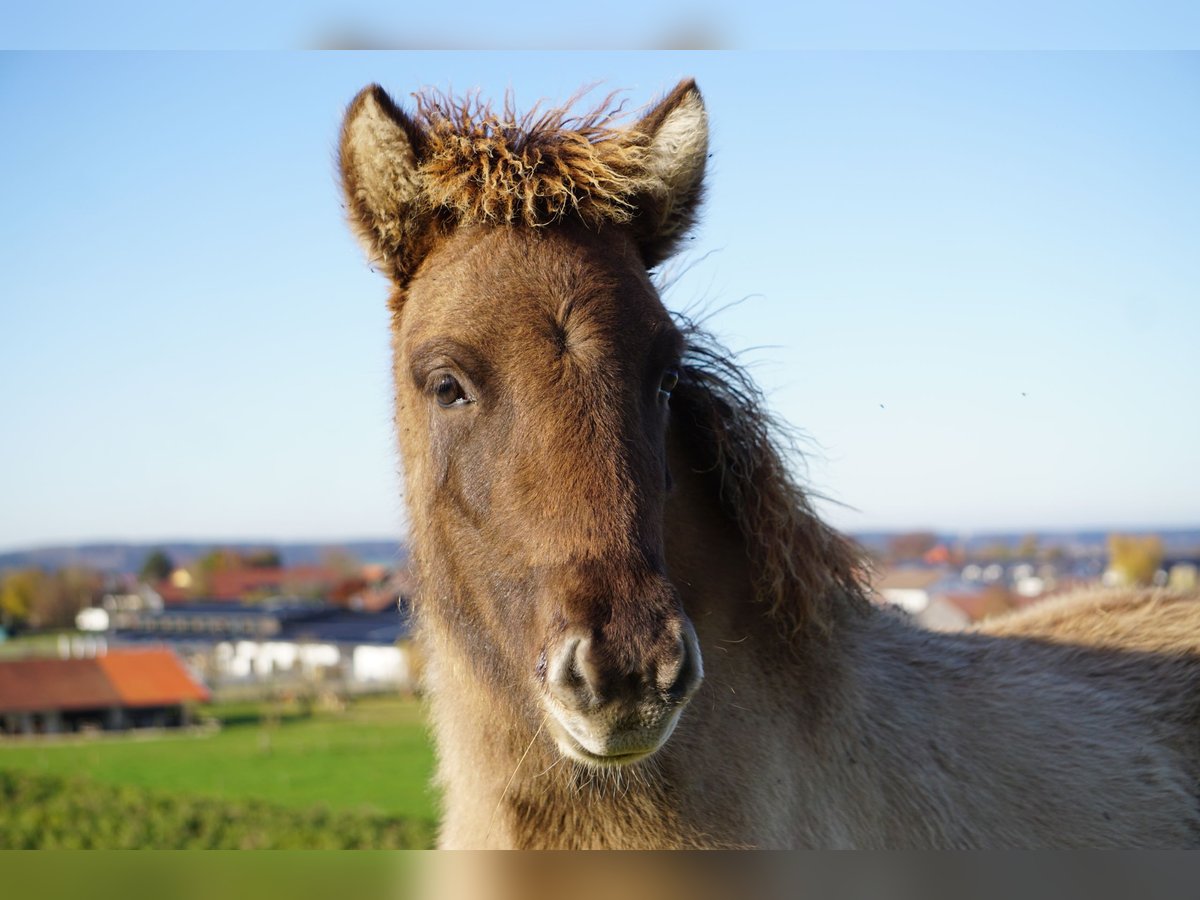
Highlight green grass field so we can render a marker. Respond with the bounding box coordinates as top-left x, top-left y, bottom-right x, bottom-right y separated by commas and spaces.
0, 694, 439, 826
0, 769, 435, 848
